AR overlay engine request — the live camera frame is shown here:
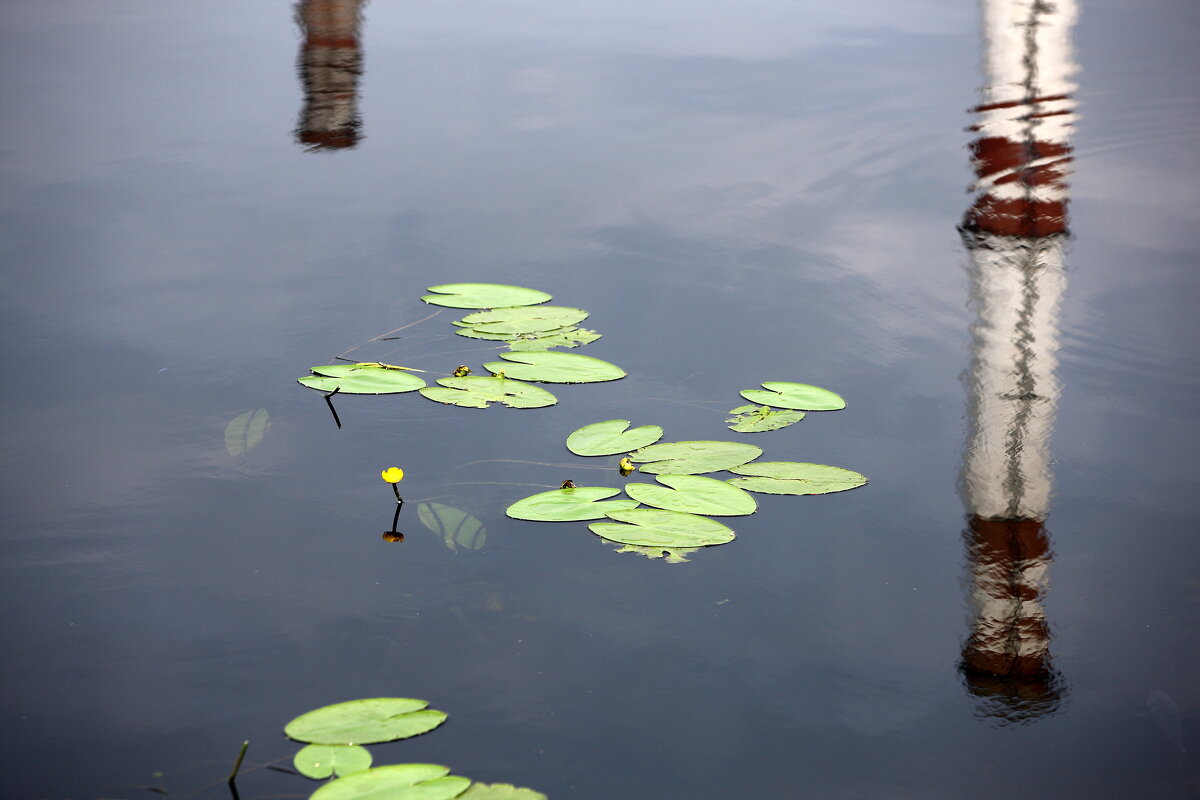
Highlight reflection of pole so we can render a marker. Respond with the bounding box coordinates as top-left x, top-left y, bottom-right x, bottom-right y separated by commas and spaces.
295, 0, 365, 151
959, 0, 1077, 721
